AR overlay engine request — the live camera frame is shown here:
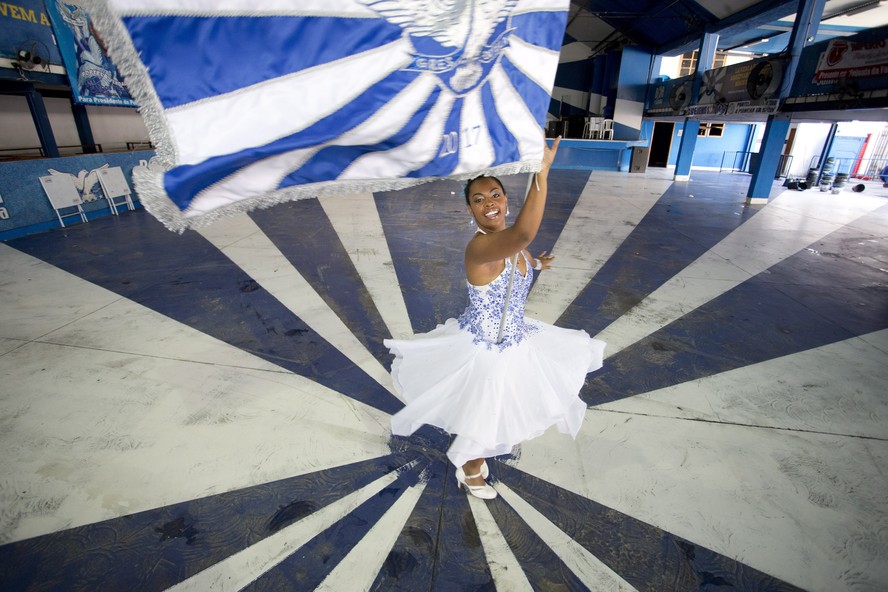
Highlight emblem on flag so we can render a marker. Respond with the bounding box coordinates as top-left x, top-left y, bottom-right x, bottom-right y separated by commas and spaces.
86, 0, 568, 232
